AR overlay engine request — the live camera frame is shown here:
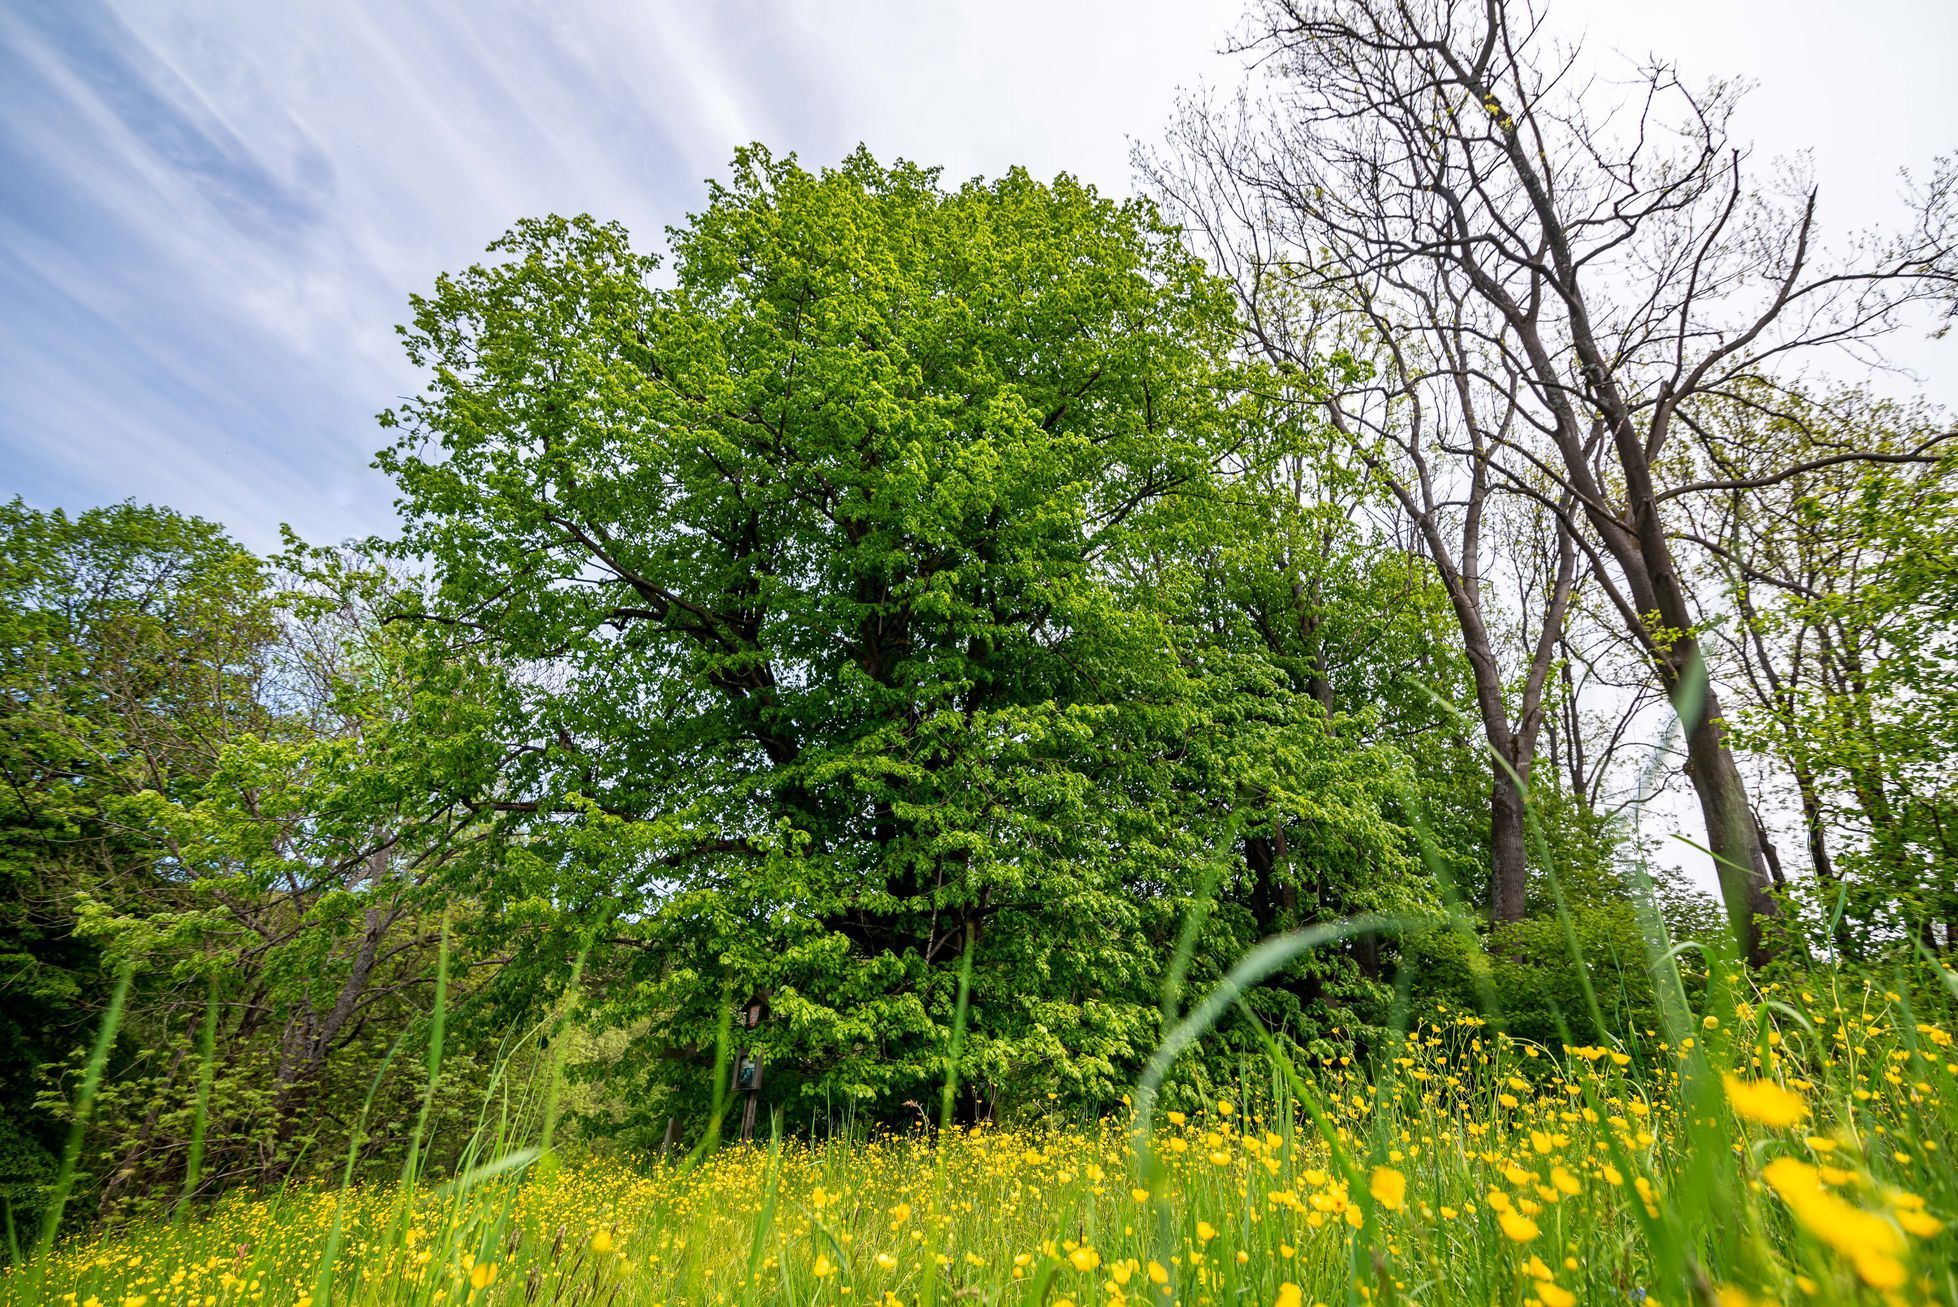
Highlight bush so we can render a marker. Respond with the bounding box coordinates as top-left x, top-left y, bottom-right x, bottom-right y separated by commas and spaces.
1406, 903, 1686, 1048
